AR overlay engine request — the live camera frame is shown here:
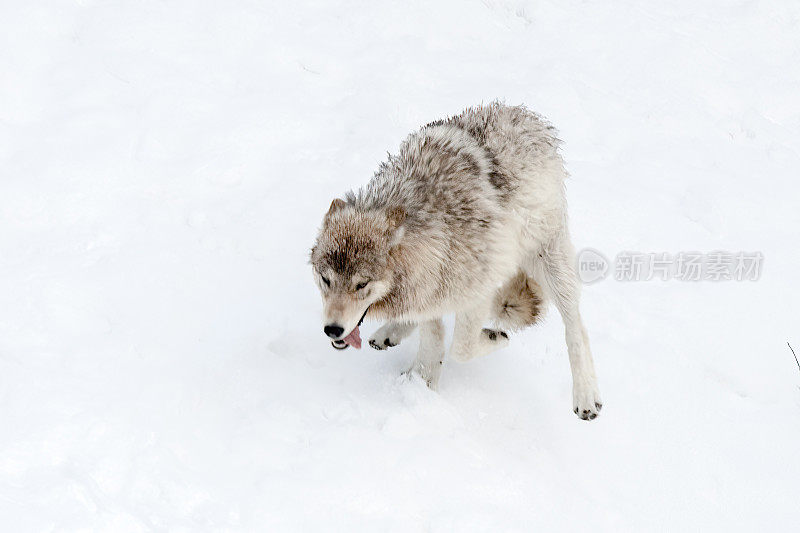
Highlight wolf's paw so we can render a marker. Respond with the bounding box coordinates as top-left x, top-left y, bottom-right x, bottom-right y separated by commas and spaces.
449, 329, 510, 362
402, 361, 441, 391
369, 337, 398, 350
573, 381, 603, 421
368, 322, 409, 350
481, 328, 509, 346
